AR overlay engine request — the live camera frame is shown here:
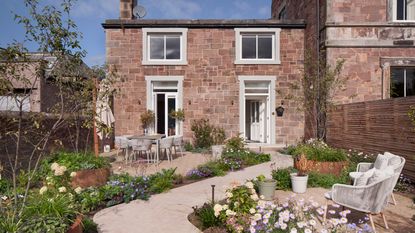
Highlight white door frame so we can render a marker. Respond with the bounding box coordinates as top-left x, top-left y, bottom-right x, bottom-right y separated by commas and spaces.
145, 76, 184, 135
238, 76, 276, 144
